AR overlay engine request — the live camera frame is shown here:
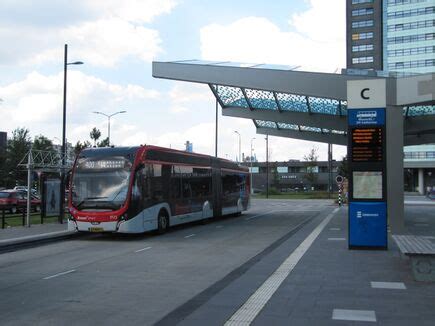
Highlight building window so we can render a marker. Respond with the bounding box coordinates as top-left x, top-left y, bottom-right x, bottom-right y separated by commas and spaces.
352, 44, 374, 52
388, 0, 428, 6
387, 7, 435, 19
352, 8, 374, 16
388, 19, 435, 32
389, 59, 435, 70
352, 20, 374, 28
388, 33, 435, 45
352, 32, 374, 40
352, 0, 373, 4
352, 56, 374, 64
389, 46, 435, 57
